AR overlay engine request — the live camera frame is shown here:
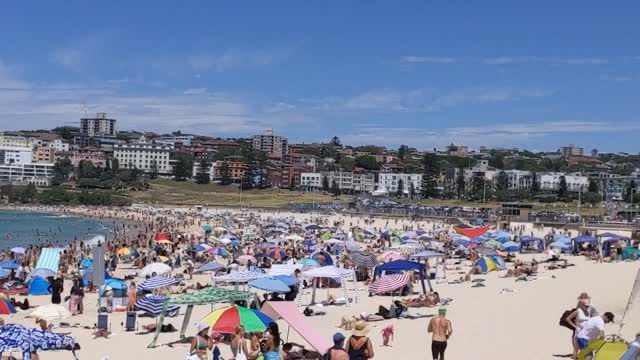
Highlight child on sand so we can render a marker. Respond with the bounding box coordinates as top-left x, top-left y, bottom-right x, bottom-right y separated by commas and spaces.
381, 324, 394, 346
